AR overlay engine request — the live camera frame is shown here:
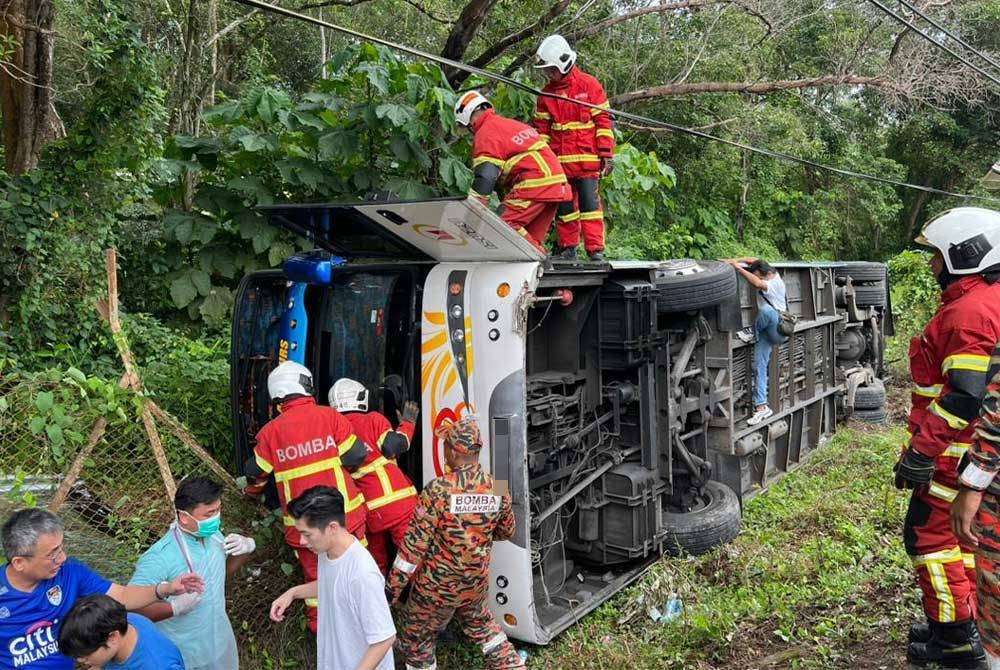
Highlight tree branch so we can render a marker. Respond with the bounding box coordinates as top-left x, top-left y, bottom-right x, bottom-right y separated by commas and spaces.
612, 74, 895, 105
462, 0, 572, 74
441, 0, 501, 86
402, 0, 453, 24
294, 0, 377, 10
566, 0, 720, 42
